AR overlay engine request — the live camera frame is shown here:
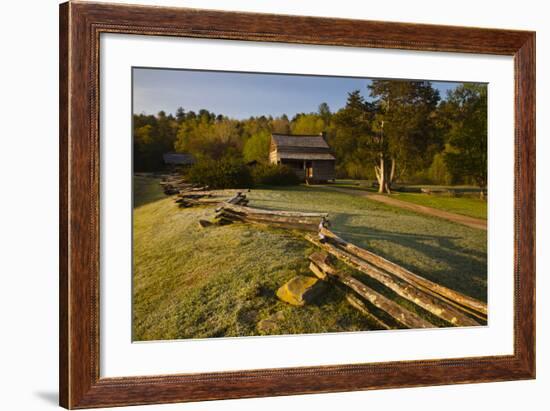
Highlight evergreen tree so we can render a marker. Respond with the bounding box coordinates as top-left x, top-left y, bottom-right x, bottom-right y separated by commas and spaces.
175, 107, 186, 122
